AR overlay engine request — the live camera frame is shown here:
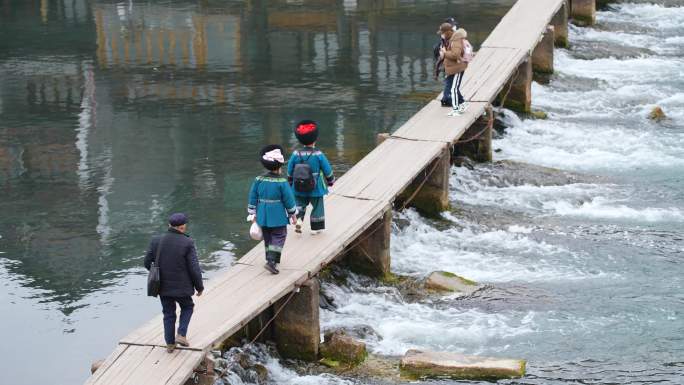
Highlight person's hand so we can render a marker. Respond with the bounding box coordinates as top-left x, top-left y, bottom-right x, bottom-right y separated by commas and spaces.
246, 214, 256, 223
196, 290, 203, 297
